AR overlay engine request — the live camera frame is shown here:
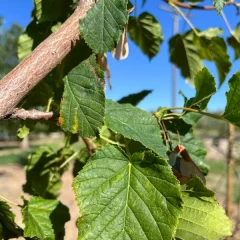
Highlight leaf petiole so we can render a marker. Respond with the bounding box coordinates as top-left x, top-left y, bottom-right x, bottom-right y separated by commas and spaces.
60, 151, 79, 169
100, 134, 125, 147
0, 195, 20, 207
169, 1, 199, 36
156, 107, 224, 121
